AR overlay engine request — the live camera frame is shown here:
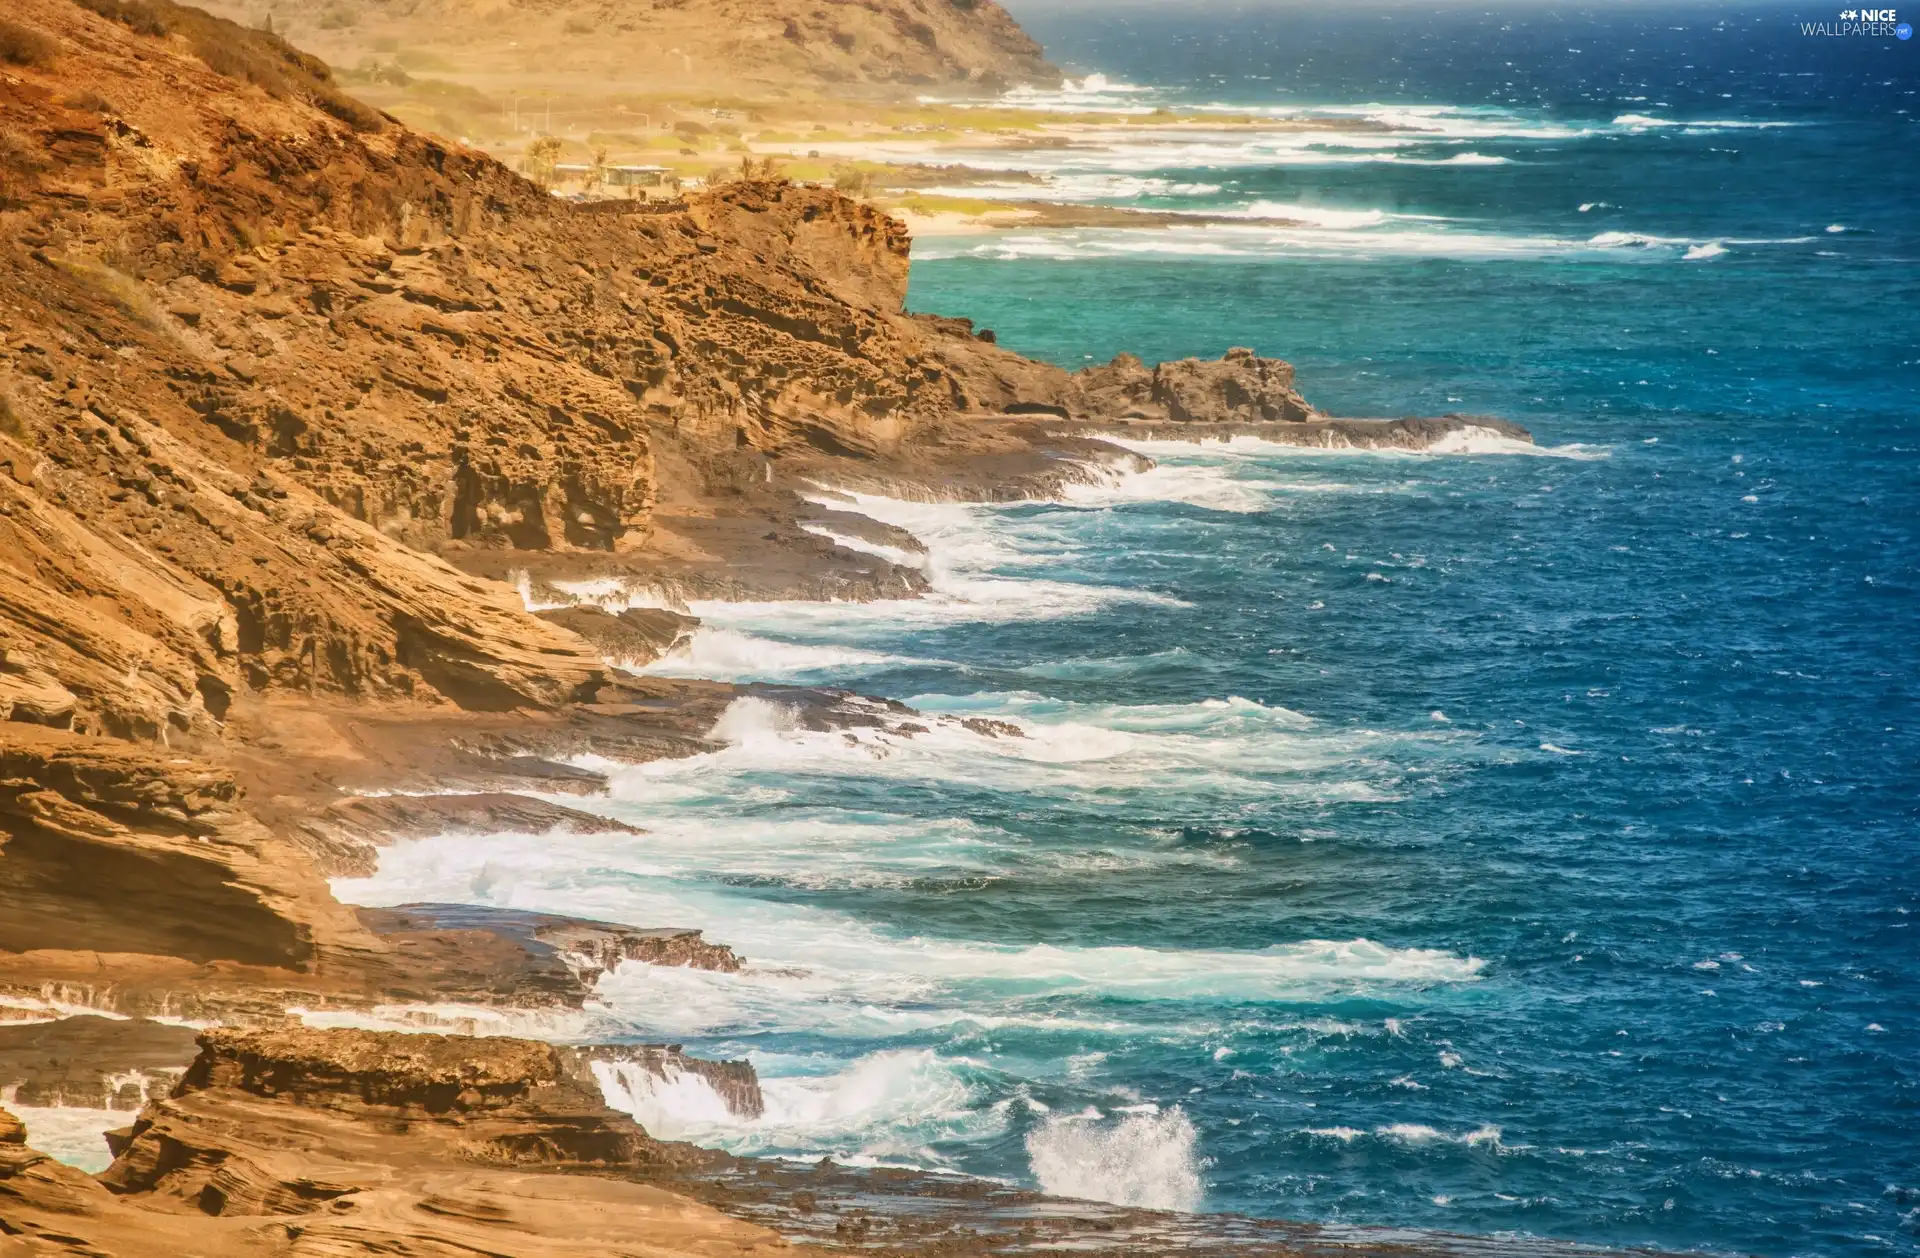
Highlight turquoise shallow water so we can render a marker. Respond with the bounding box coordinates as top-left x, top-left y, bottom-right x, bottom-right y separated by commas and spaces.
342, 9, 1920, 1257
